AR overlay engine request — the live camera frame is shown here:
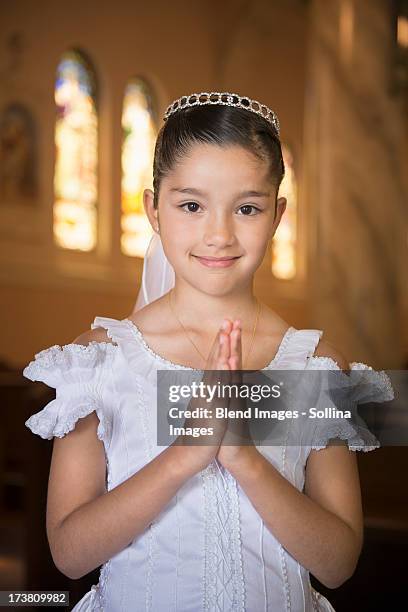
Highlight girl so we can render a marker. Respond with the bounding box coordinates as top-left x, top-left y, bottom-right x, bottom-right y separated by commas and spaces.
23, 92, 393, 611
